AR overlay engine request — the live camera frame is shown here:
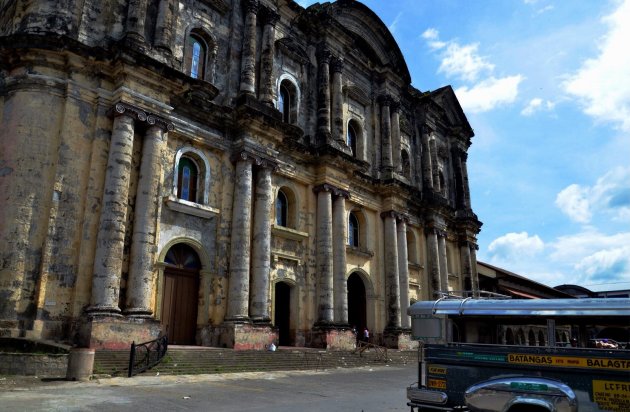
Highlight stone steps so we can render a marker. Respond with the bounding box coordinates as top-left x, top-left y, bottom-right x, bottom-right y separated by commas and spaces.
93, 347, 416, 377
